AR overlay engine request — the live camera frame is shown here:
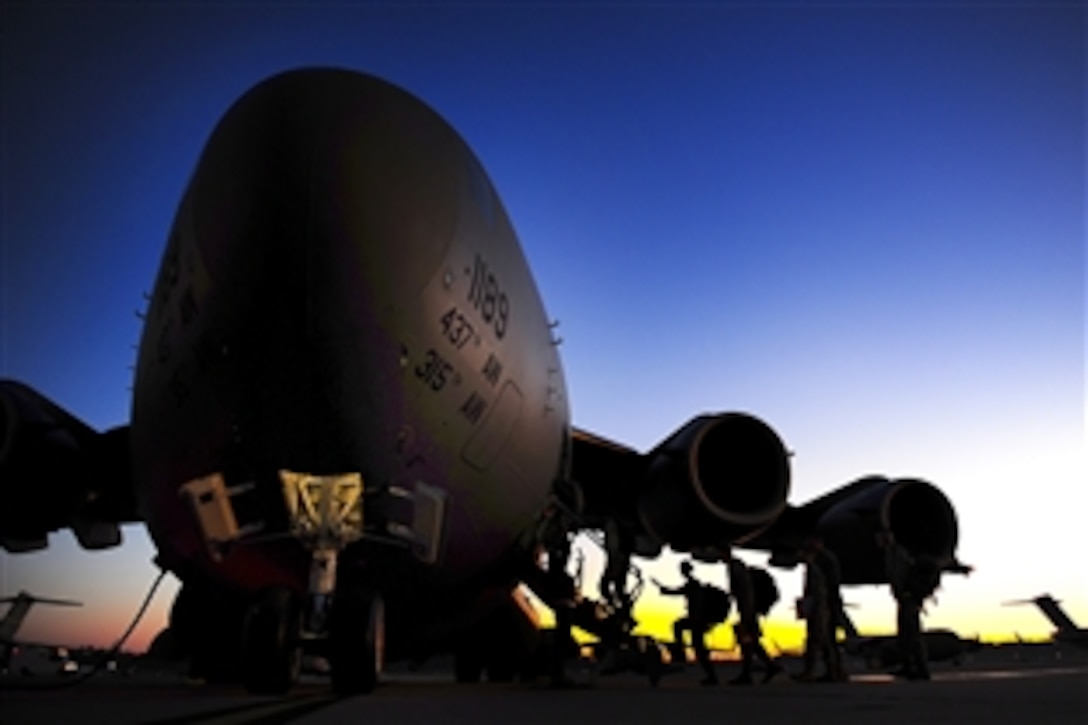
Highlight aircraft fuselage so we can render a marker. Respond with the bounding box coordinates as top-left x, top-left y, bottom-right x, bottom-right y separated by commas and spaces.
130, 70, 569, 634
